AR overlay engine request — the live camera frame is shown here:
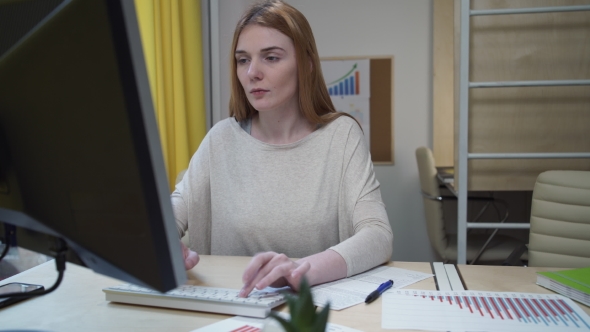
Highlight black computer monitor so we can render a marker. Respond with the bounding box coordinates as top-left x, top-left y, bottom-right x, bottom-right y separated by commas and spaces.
0, 0, 186, 292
